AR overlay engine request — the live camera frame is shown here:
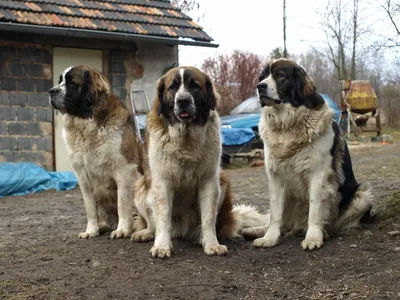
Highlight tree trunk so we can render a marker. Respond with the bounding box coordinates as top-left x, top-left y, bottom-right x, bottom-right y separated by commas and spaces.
283, 0, 288, 58
351, 0, 358, 80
